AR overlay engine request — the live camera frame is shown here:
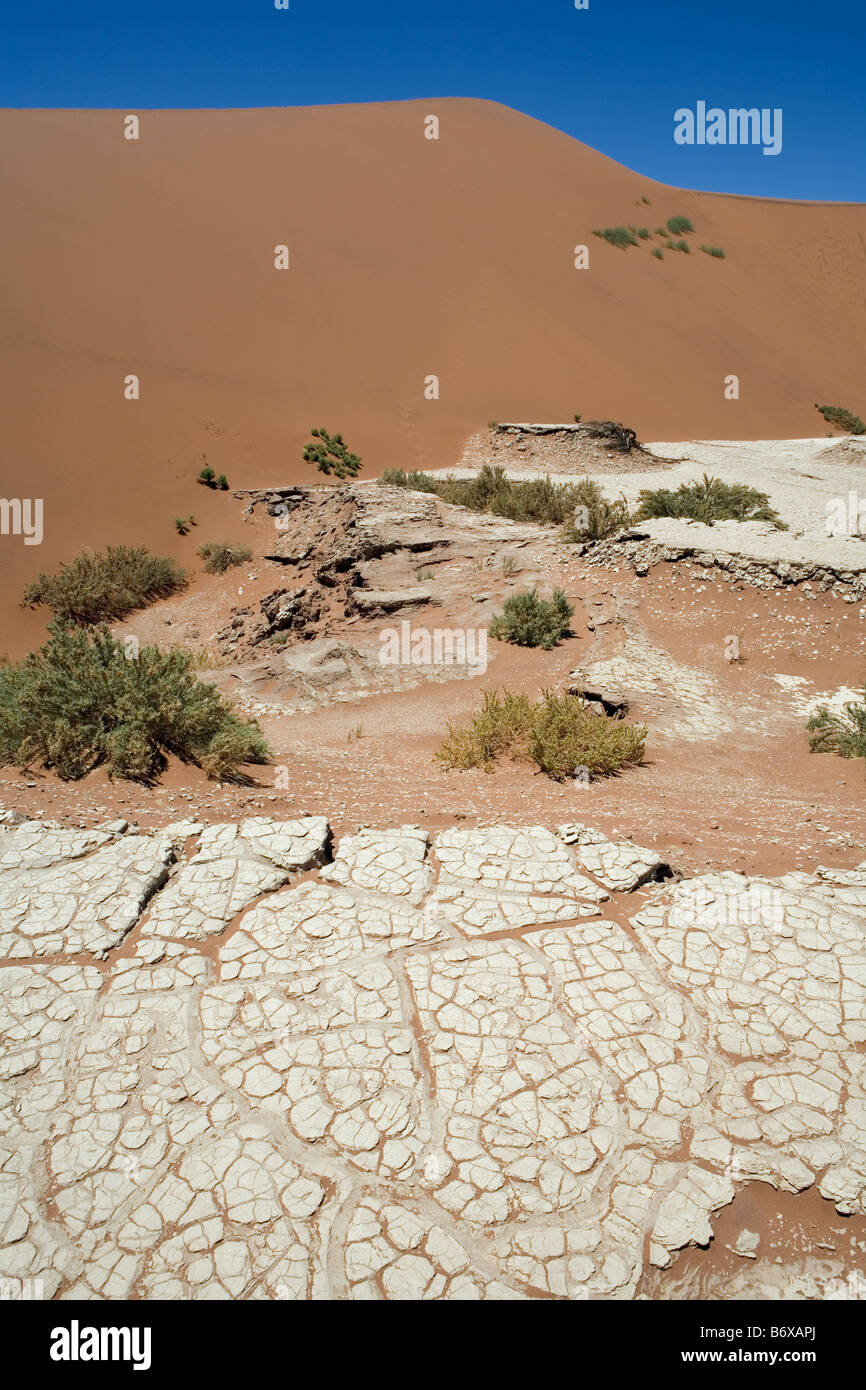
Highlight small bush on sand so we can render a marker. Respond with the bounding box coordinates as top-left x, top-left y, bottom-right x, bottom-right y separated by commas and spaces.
198, 464, 216, 486
593, 227, 639, 250
174, 515, 196, 535
815, 404, 866, 435
806, 687, 866, 761
700, 244, 726, 258
651, 247, 664, 259
197, 541, 253, 574
0, 622, 270, 783
303, 428, 362, 479
489, 588, 574, 650
635, 473, 787, 529
436, 689, 647, 781
666, 215, 694, 235
22, 547, 188, 625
